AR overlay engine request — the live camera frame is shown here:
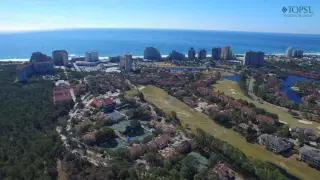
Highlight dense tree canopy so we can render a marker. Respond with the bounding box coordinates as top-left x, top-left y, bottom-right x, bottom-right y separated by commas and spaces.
0, 65, 66, 180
